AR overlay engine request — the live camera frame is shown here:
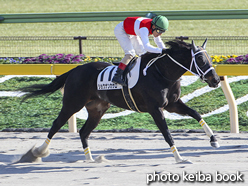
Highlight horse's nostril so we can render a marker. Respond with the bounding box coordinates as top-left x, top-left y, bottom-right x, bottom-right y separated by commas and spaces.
216, 78, 220, 84
213, 76, 220, 84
